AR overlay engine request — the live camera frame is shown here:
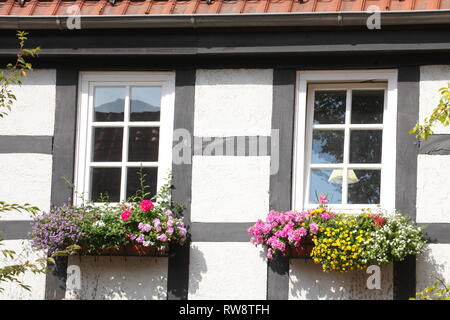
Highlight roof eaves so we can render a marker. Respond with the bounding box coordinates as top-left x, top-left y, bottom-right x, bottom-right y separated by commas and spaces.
1, 10, 450, 29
